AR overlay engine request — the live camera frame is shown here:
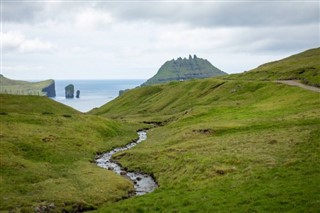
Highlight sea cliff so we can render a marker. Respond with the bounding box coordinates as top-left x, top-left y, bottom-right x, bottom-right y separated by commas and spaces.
0, 75, 56, 97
